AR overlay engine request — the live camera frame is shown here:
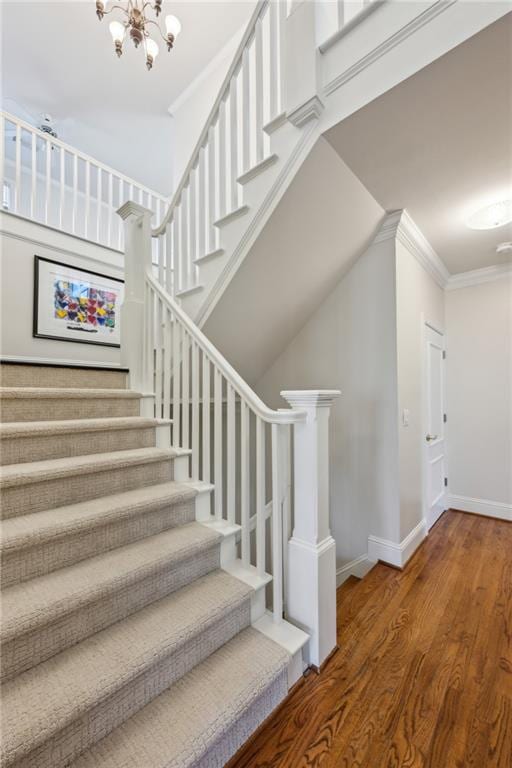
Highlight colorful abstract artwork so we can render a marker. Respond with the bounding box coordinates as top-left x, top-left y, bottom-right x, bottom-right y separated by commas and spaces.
53, 282, 118, 331
34, 256, 124, 347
